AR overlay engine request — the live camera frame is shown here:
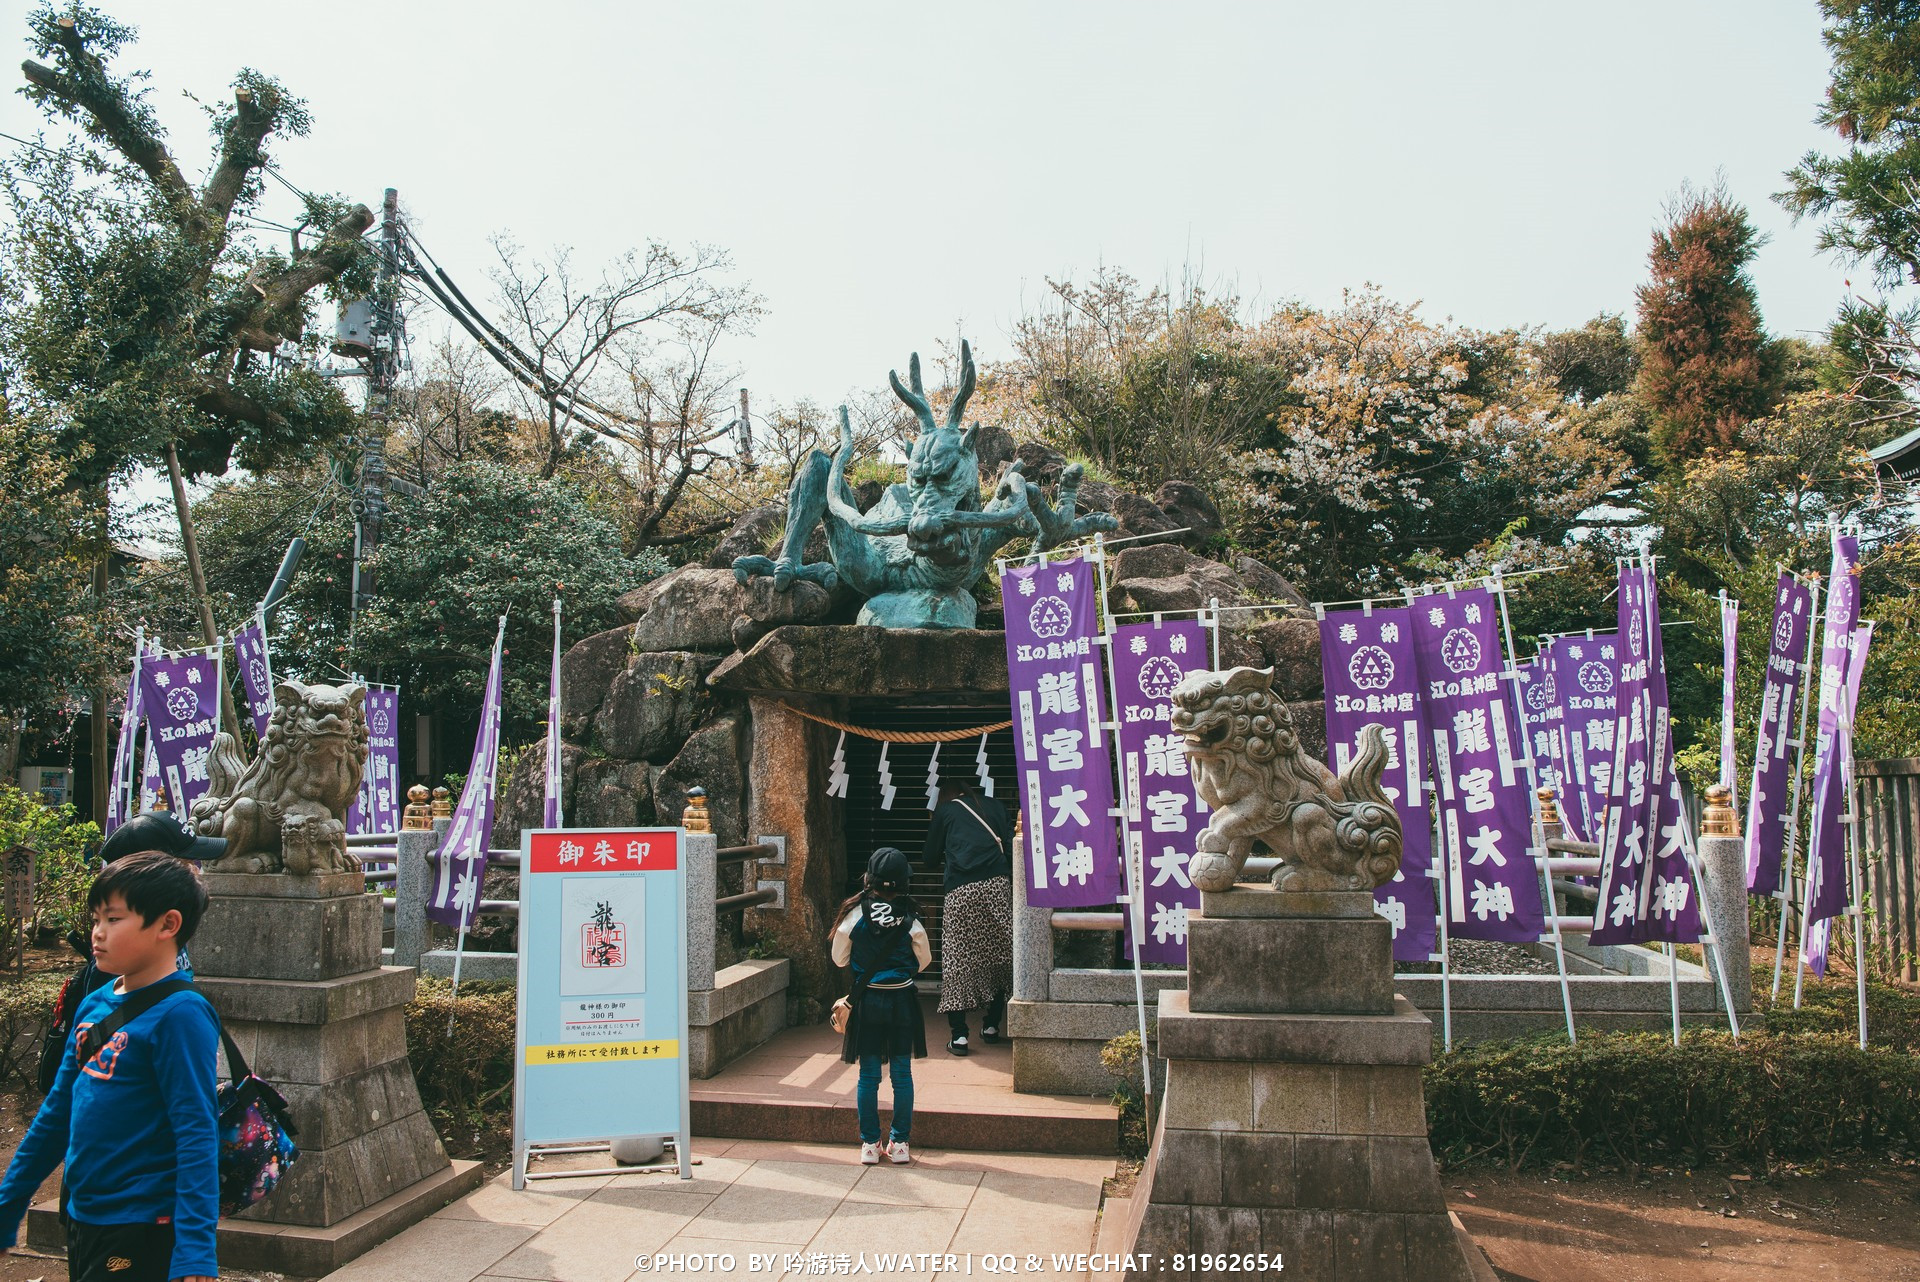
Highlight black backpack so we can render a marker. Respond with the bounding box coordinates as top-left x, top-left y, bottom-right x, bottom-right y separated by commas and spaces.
36, 939, 107, 1094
